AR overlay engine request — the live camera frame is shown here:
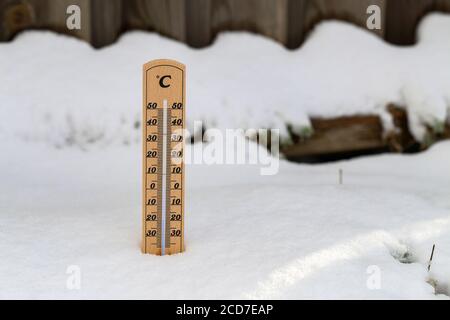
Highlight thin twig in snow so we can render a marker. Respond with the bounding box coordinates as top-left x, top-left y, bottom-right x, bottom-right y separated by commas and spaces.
428, 244, 436, 272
